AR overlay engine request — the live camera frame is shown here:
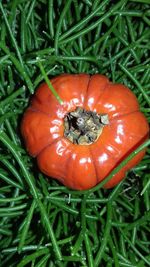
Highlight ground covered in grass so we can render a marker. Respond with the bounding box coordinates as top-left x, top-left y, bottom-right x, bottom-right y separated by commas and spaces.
0, 0, 150, 266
